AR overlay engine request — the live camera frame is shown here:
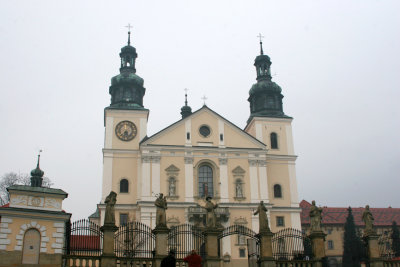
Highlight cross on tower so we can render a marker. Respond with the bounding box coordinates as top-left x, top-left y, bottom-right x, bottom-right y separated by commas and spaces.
201, 95, 208, 106
257, 33, 265, 55
125, 24, 133, 45
184, 88, 188, 106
